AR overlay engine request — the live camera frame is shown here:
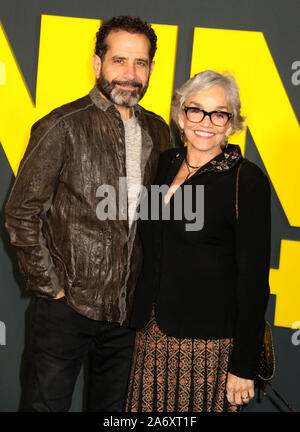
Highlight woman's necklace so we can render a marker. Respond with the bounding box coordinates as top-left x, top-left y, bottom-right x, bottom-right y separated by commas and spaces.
184, 153, 201, 182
